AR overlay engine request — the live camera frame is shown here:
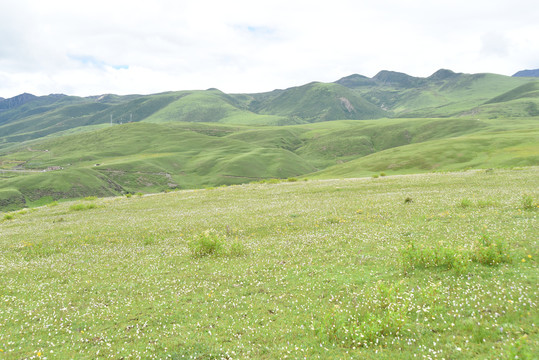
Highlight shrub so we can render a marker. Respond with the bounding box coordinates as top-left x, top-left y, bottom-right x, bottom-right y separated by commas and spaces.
84, 196, 97, 201
471, 234, 511, 265
316, 281, 409, 348
189, 230, 224, 257
380, 172, 387, 177
287, 177, 298, 182
400, 241, 469, 274
522, 194, 537, 210
404, 196, 413, 204
3, 213, 14, 221
125, 193, 133, 198
459, 198, 472, 208
401, 234, 511, 274
228, 239, 247, 257
143, 236, 156, 246
69, 203, 97, 211
189, 230, 247, 258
